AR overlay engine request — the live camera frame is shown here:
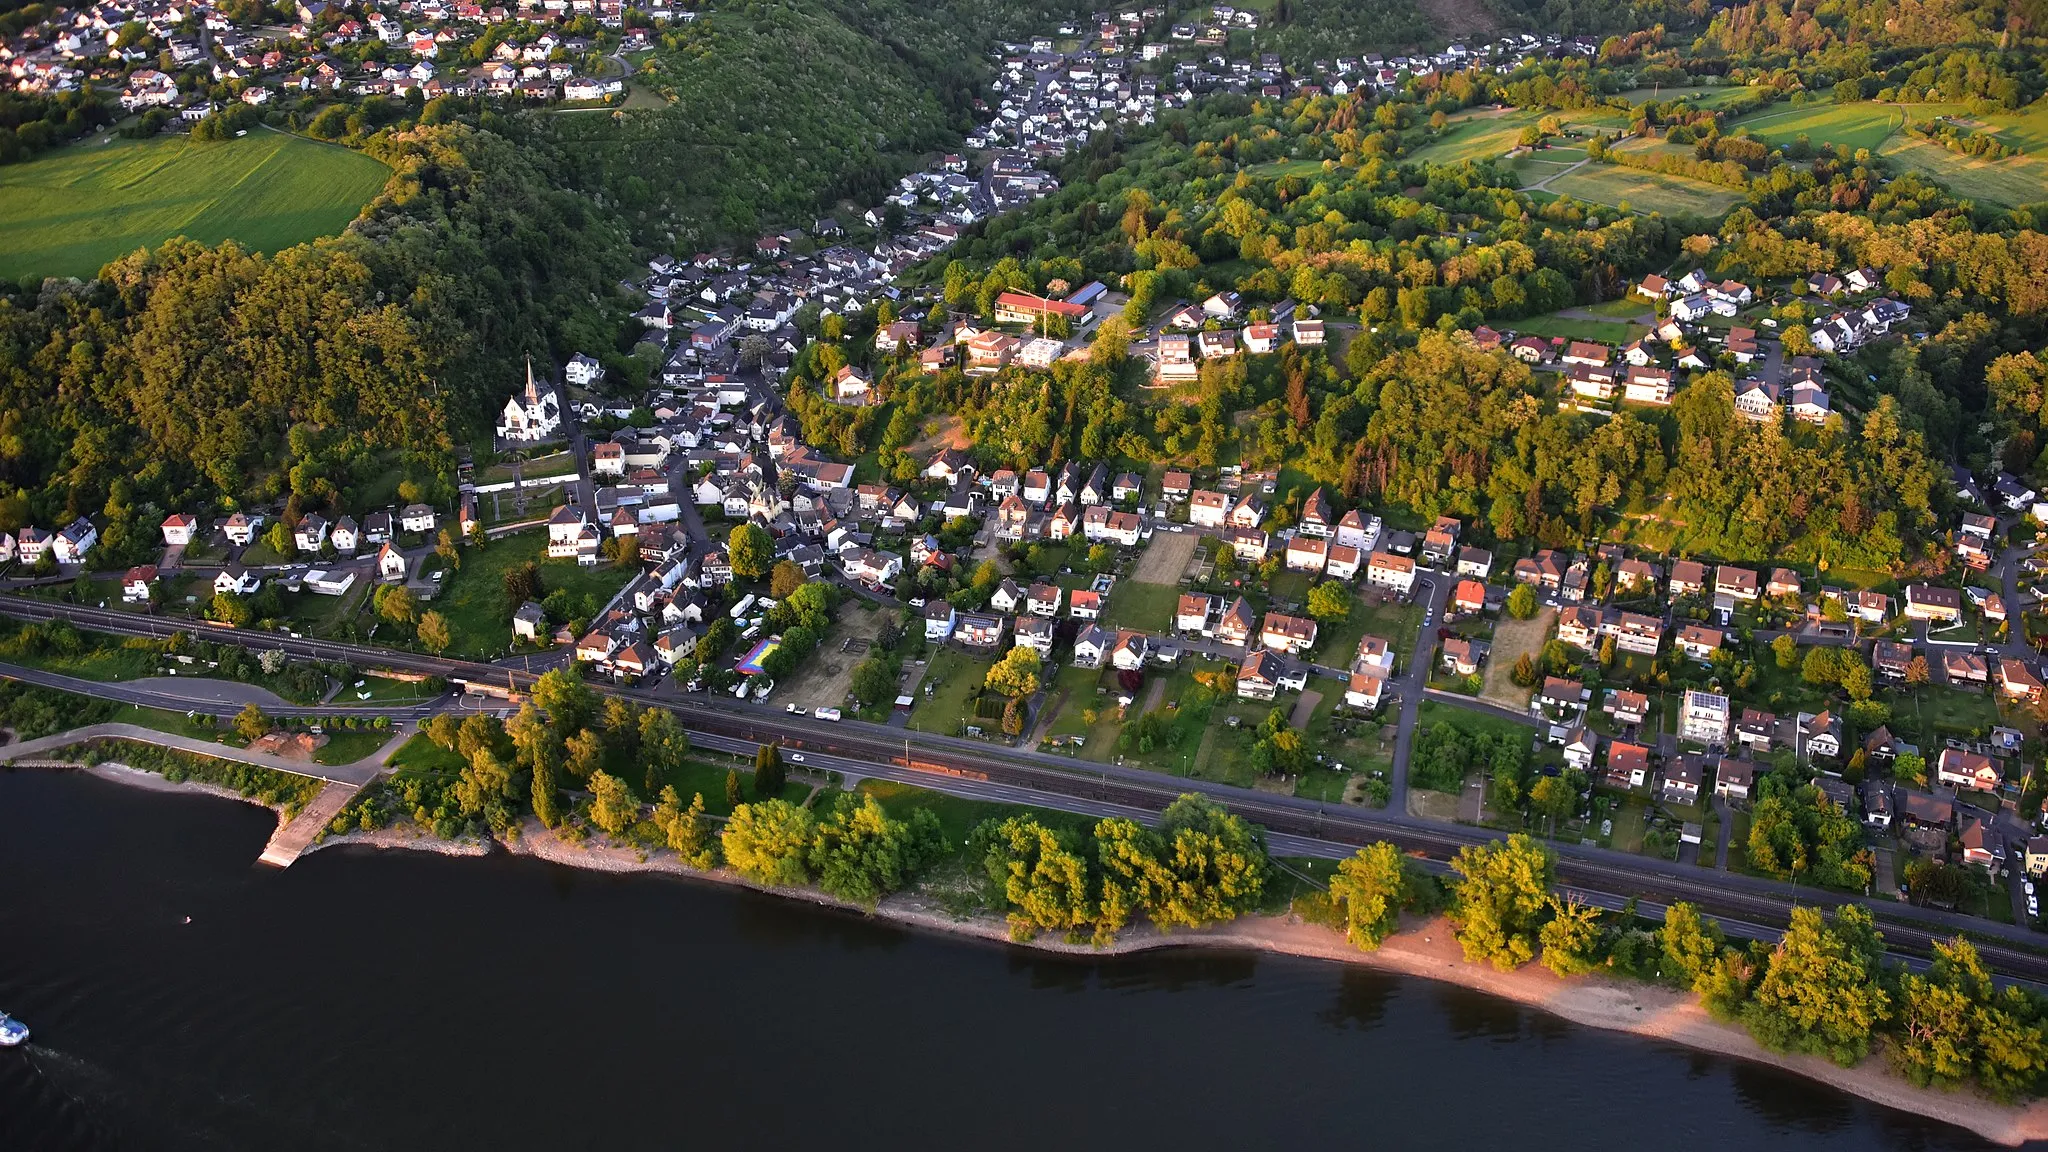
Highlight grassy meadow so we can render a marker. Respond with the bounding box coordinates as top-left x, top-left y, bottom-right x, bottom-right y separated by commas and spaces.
0, 129, 390, 280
